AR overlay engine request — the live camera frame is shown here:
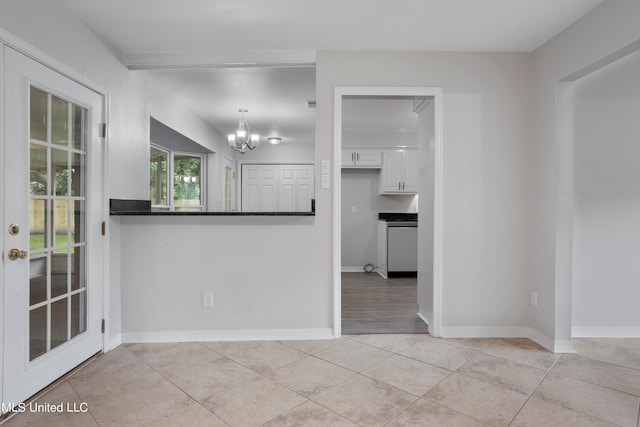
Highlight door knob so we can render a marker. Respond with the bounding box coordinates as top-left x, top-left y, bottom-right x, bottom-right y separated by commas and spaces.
8, 249, 28, 260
